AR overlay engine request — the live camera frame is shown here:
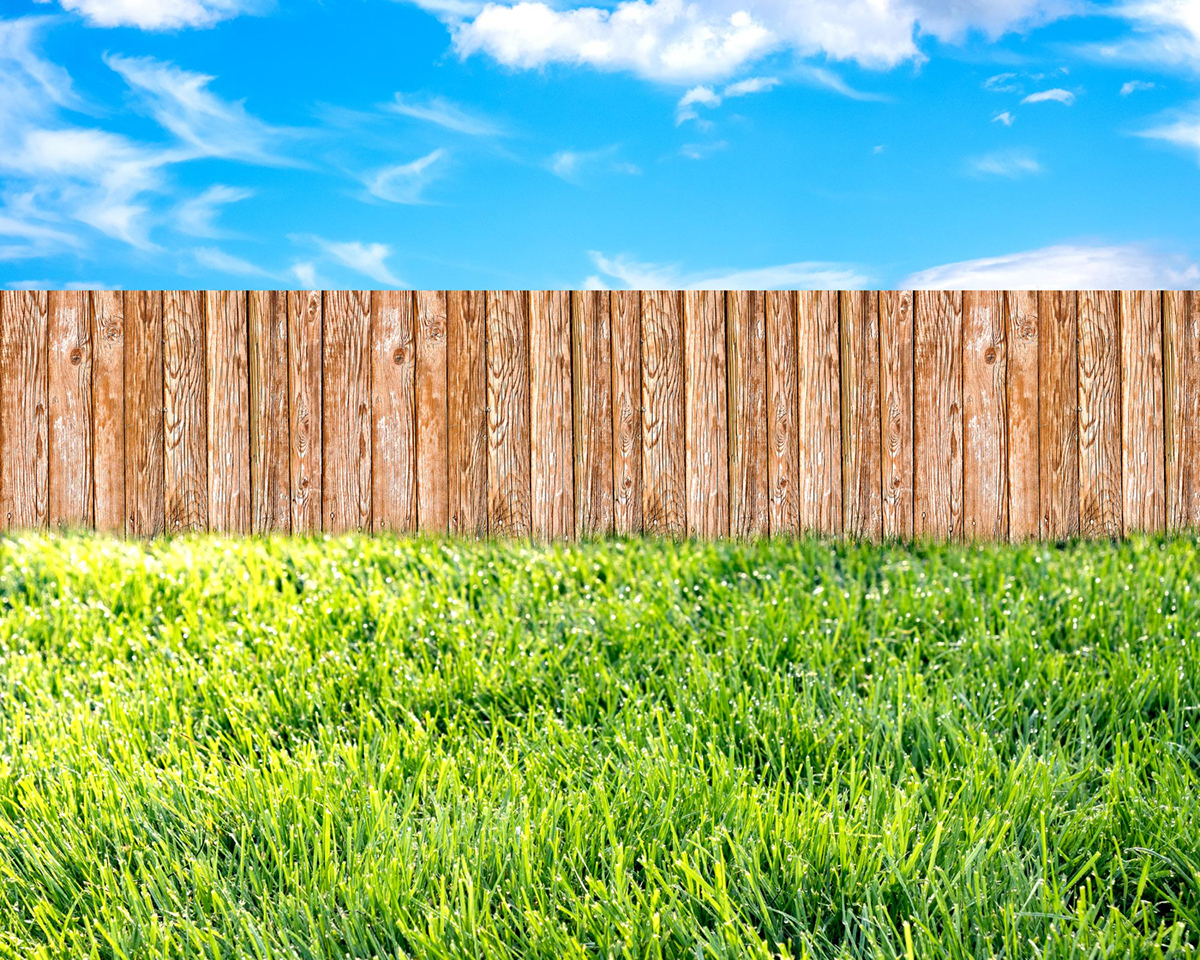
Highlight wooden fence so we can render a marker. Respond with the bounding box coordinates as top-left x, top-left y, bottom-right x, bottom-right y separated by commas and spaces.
0, 289, 1197, 540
